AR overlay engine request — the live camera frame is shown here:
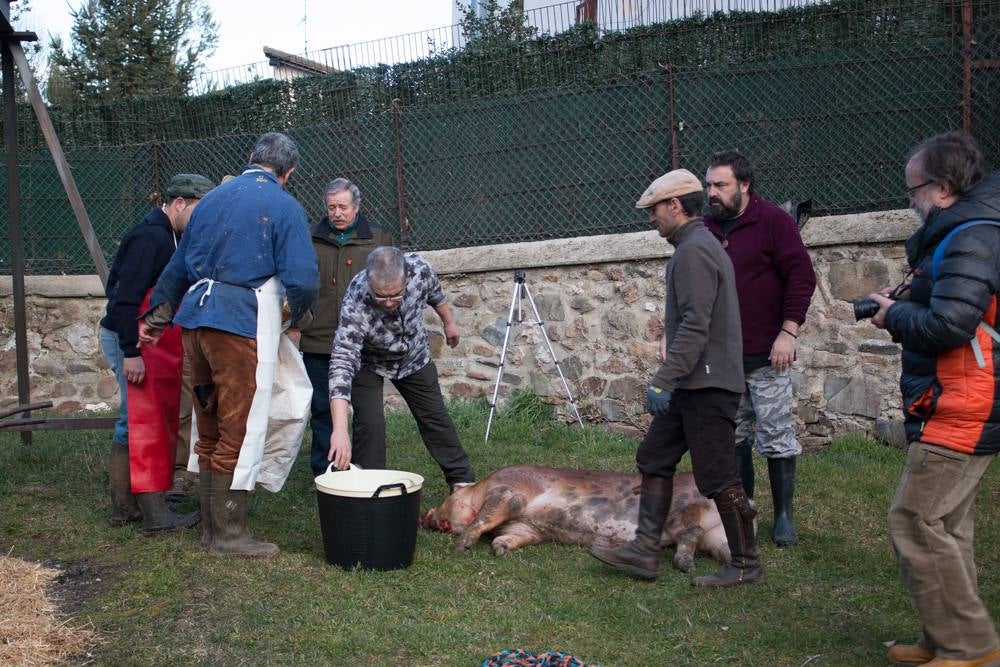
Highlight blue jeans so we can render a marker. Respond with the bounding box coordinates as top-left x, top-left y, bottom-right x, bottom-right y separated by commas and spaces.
303, 352, 334, 477
99, 326, 129, 445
